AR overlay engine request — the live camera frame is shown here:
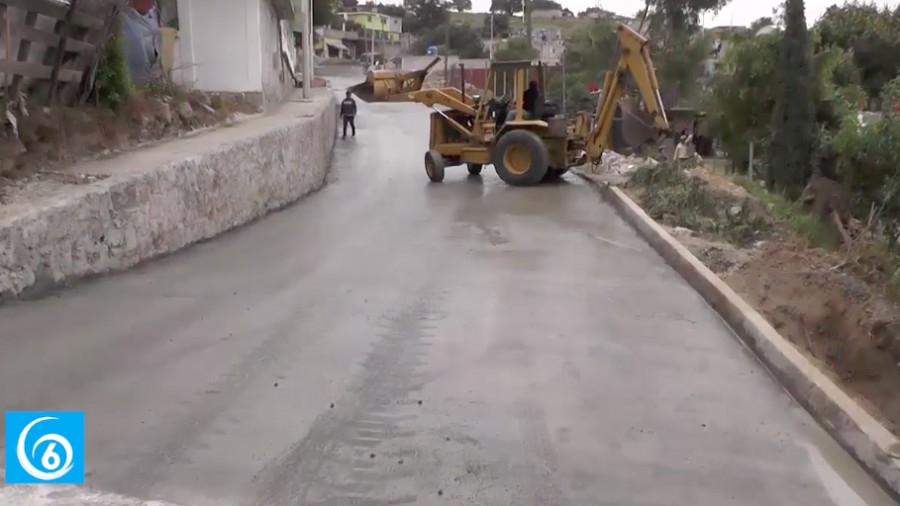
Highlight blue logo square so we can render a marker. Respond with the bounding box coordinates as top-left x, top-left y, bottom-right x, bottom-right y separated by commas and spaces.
4, 411, 85, 484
